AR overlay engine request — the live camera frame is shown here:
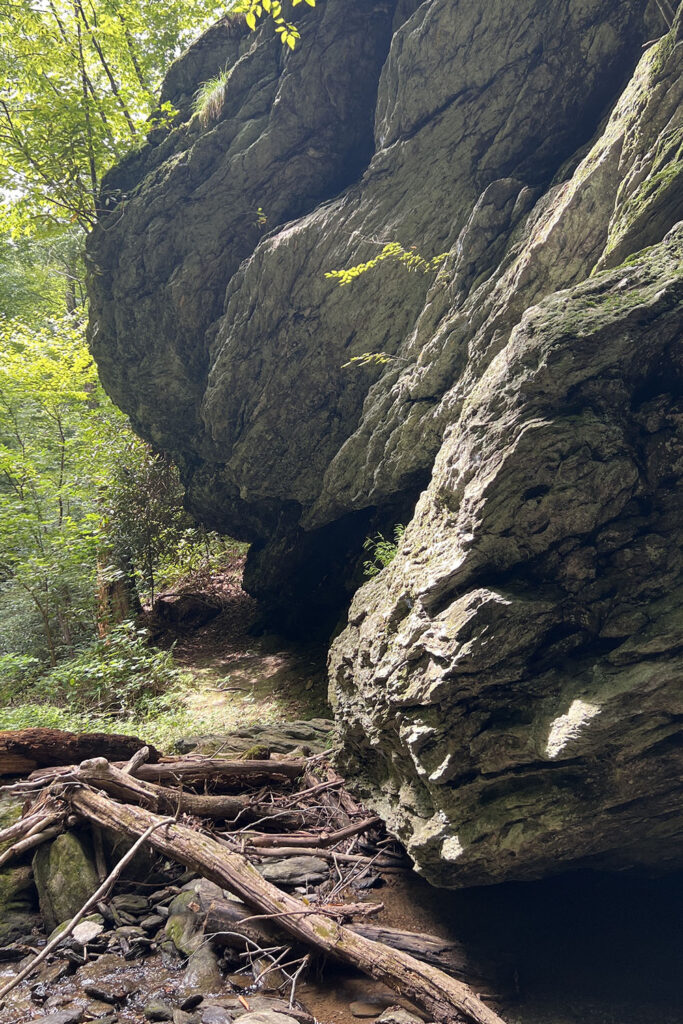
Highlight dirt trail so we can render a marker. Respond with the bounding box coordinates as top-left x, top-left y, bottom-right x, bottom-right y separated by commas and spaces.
150, 555, 330, 743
